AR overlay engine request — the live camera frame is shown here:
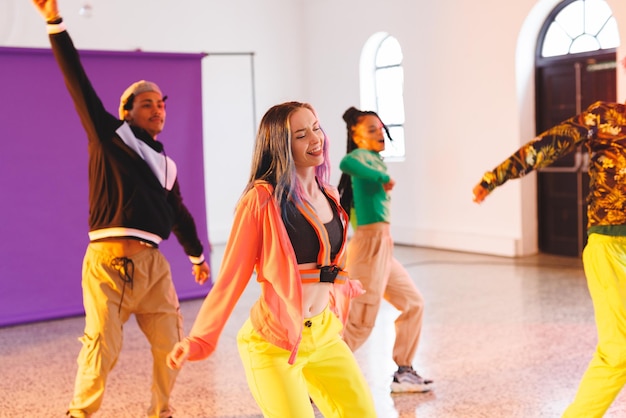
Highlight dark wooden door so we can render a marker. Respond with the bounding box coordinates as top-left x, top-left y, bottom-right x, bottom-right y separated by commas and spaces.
535, 52, 616, 256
